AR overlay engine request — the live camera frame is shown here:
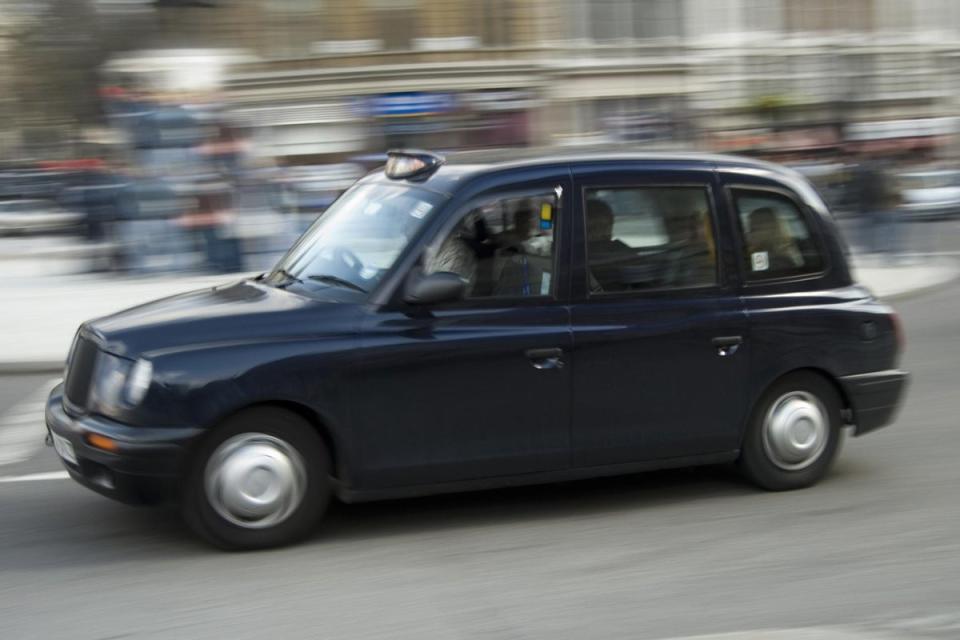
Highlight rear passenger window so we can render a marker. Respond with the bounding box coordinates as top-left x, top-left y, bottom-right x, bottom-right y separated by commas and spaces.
733, 189, 824, 280
584, 186, 717, 293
